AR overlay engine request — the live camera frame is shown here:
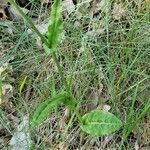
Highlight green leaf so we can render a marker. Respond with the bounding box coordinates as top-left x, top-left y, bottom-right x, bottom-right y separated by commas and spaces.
45, 0, 63, 54
81, 109, 122, 136
61, 97, 76, 108
30, 92, 68, 127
